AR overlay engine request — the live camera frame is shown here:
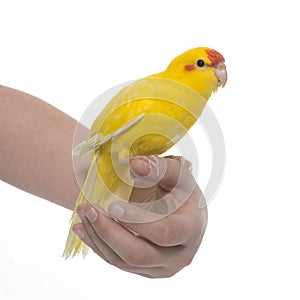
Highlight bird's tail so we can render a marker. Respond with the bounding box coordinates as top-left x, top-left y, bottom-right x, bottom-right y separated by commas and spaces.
62, 153, 101, 258
63, 115, 145, 258
63, 150, 134, 258
62, 190, 90, 258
